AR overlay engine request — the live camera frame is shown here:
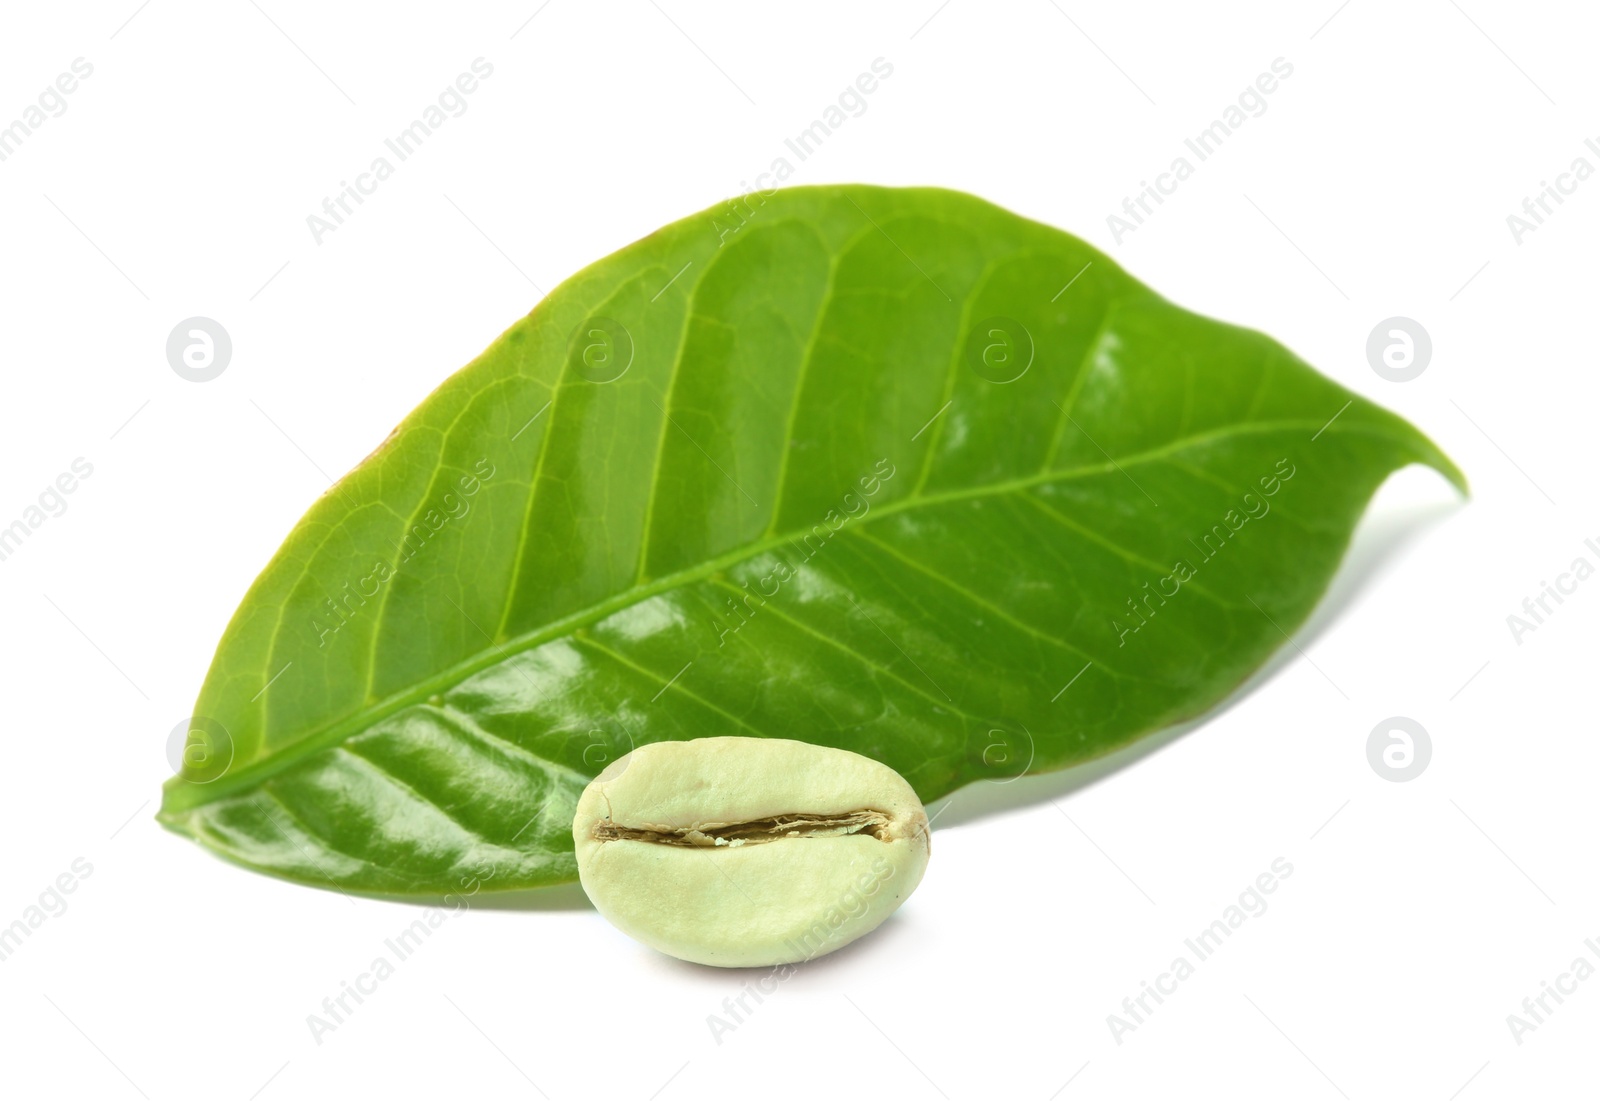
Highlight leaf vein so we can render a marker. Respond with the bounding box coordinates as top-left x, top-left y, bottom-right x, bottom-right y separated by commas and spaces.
850, 528, 1110, 671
